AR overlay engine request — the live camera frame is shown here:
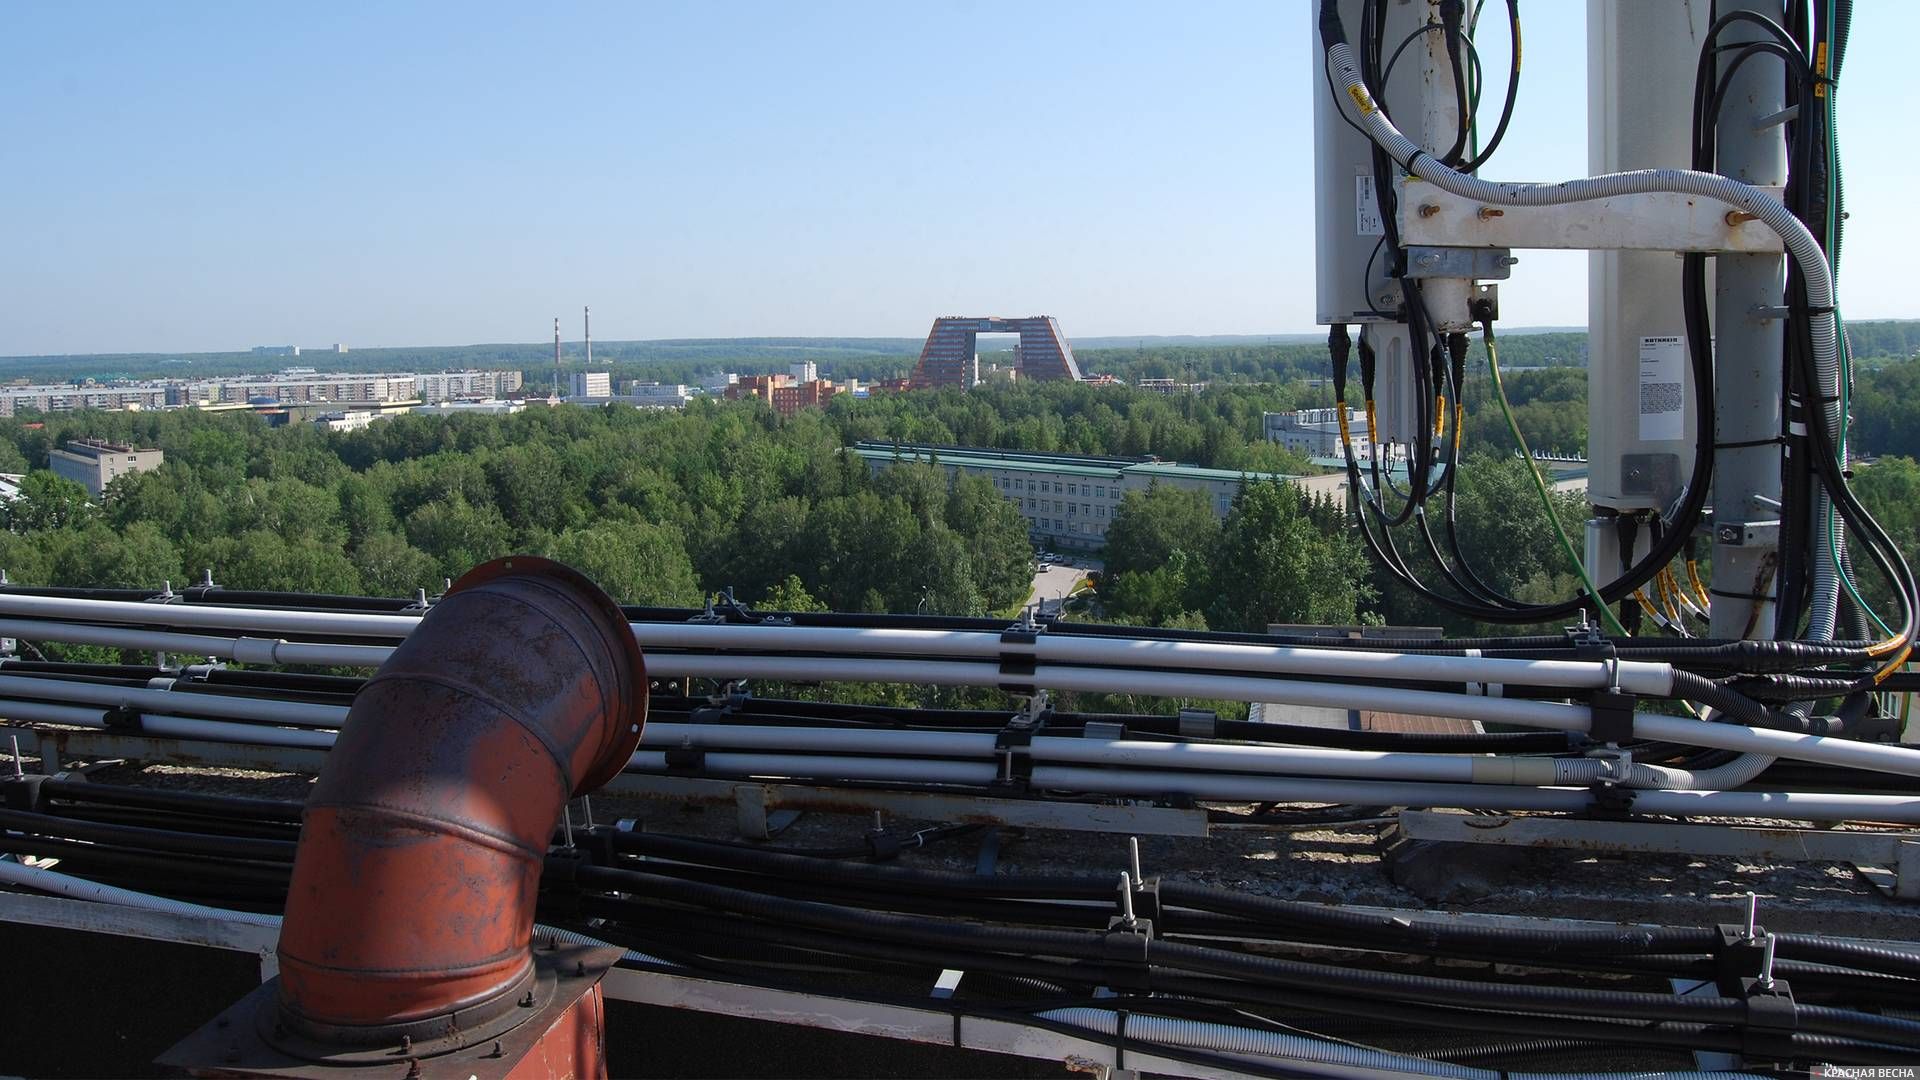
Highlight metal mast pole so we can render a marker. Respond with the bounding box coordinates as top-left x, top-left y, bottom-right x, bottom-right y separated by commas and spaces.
1708, 0, 1789, 639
